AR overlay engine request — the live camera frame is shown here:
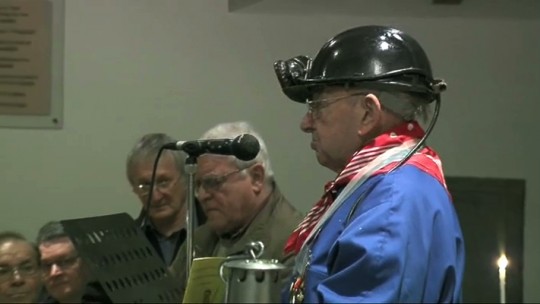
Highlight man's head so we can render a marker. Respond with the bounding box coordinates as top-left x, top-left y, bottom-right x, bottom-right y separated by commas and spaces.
194, 121, 274, 235
0, 232, 41, 304
274, 25, 446, 172
36, 222, 87, 303
126, 133, 187, 224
